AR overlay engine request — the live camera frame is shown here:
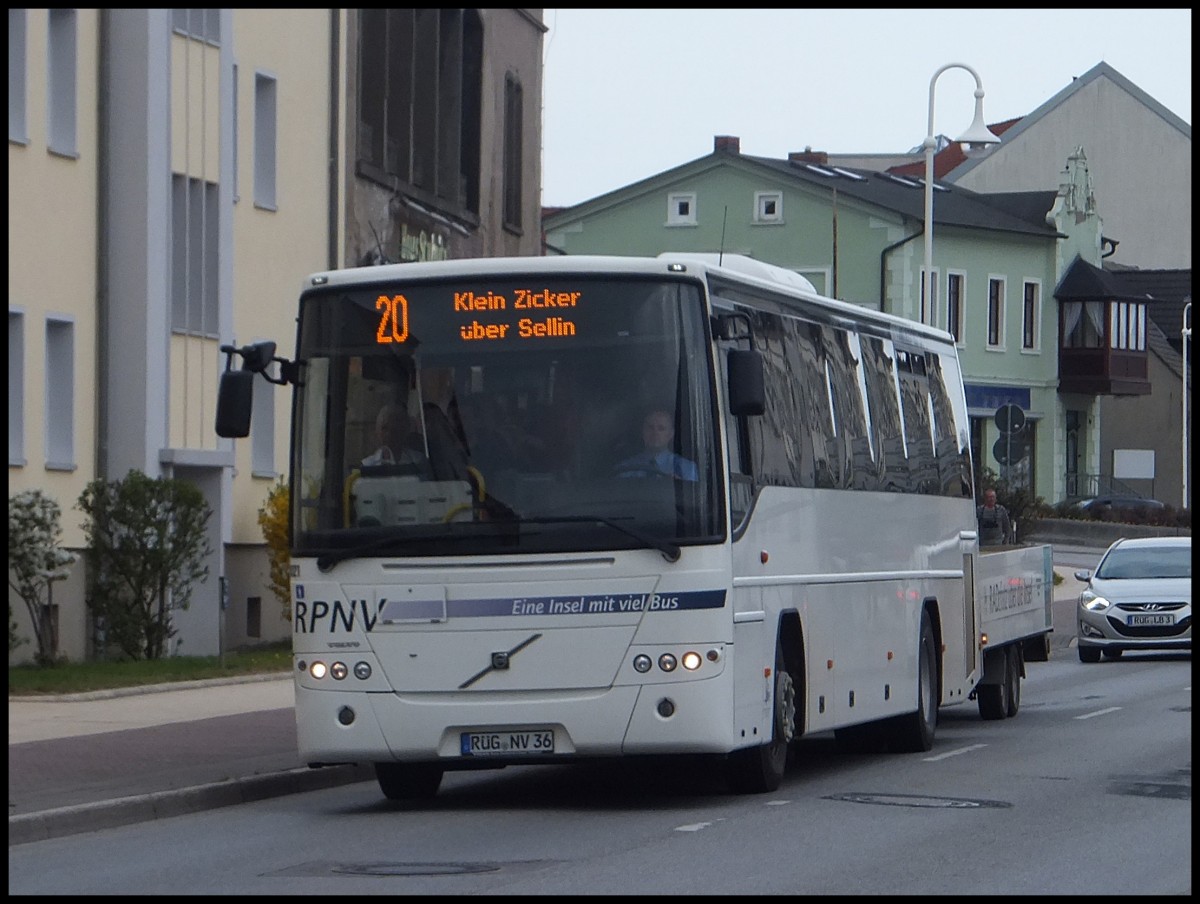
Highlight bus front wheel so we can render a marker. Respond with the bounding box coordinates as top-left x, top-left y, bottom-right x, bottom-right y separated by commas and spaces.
885, 609, 938, 752
725, 645, 795, 793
